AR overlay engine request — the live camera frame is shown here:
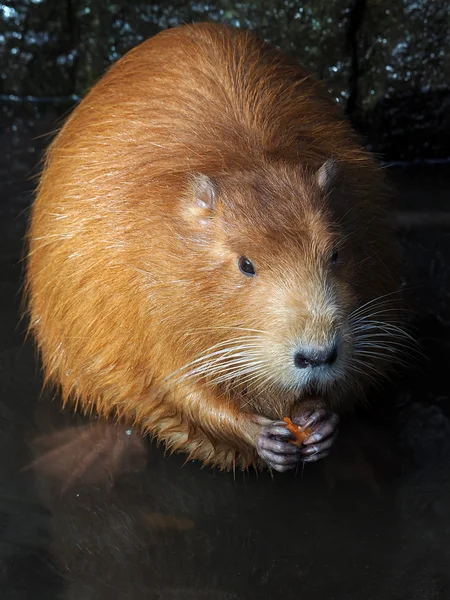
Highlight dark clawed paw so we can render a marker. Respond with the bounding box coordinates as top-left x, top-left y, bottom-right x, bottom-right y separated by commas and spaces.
257, 421, 303, 472
257, 409, 340, 471
293, 408, 340, 461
